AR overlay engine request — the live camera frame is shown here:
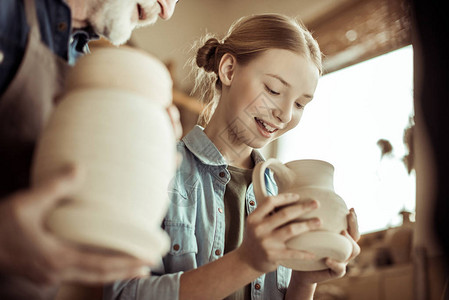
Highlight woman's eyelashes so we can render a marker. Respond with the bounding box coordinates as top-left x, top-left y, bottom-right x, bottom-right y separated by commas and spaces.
265, 84, 305, 110
295, 102, 304, 109
264, 84, 280, 96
